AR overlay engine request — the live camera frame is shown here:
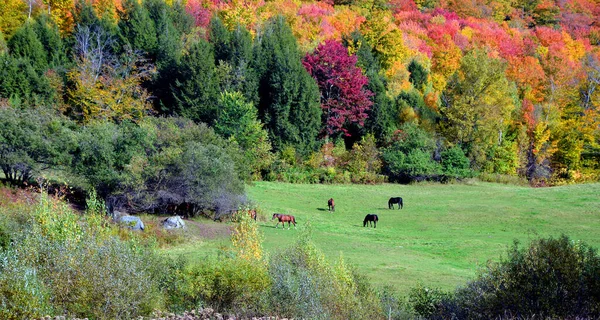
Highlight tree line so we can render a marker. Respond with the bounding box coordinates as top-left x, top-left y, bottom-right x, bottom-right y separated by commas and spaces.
1, 0, 599, 211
